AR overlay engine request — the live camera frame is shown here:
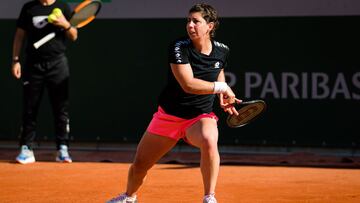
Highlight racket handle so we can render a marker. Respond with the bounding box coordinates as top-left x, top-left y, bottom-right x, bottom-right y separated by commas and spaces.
33, 32, 56, 49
